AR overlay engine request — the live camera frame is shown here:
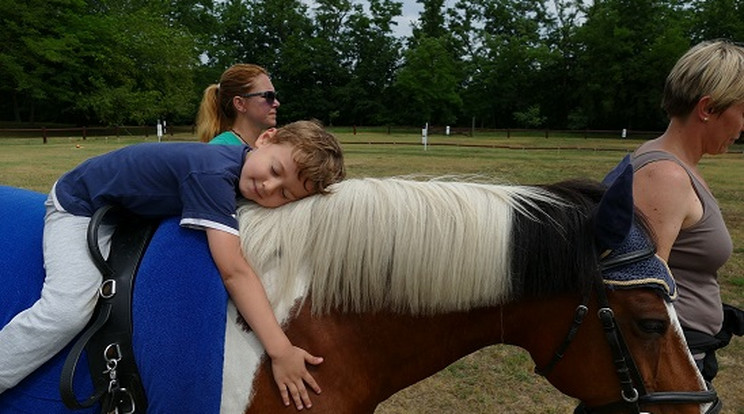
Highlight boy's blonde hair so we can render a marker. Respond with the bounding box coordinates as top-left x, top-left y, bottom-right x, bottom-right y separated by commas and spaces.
663, 39, 744, 118
196, 64, 269, 142
266, 120, 345, 195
